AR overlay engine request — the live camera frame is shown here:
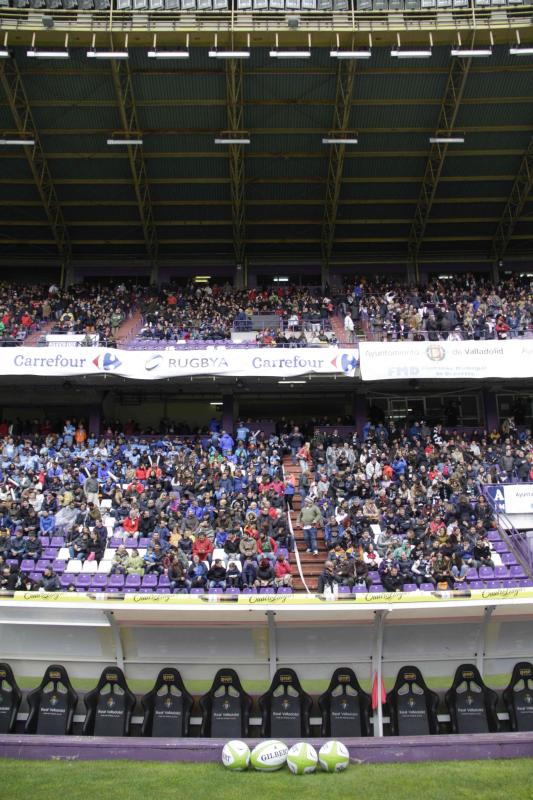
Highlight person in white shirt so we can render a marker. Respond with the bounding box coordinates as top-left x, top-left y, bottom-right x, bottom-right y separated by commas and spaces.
344, 313, 355, 343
